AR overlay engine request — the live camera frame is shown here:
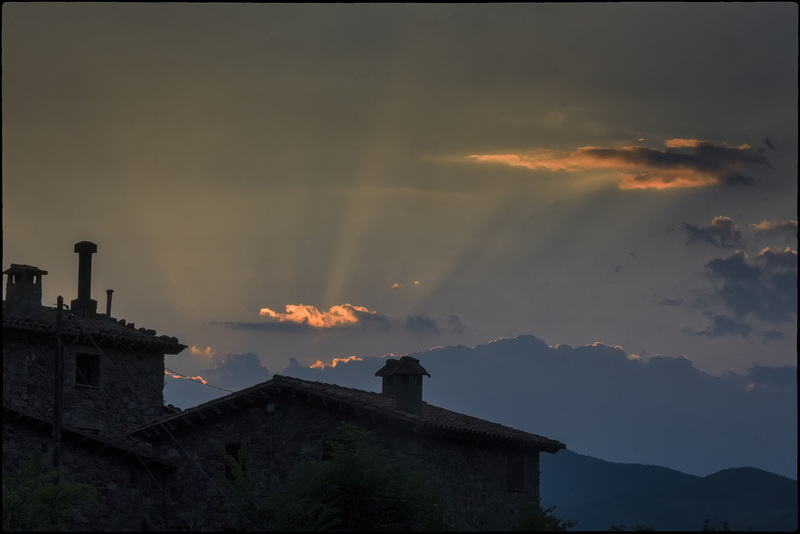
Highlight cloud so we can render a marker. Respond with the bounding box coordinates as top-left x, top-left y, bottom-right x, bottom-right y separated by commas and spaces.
761, 329, 784, 343
694, 314, 752, 338
683, 216, 743, 248
203, 352, 271, 389
259, 303, 376, 328
705, 248, 797, 323
216, 303, 393, 333
279, 334, 796, 479
404, 314, 441, 333
446, 314, 465, 334
757, 246, 798, 271
310, 355, 363, 369
164, 369, 208, 385
658, 297, 684, 307
749, 219, 798, 237
164, 352, 271, 409
467, 139, 769, 190
189, 345, 217, 358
